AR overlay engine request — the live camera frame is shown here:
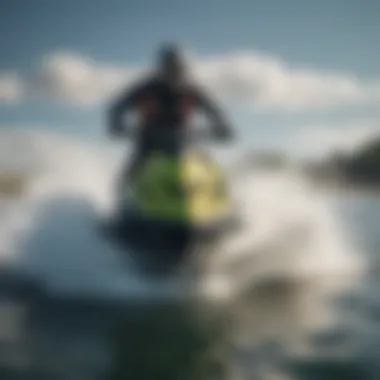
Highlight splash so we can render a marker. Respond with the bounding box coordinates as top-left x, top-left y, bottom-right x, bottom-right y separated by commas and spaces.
199, 168, 365, 300
0, 130, 365, 302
